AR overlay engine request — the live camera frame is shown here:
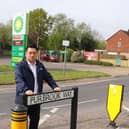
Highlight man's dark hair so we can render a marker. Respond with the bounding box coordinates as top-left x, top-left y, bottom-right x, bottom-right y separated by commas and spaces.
26, 44, 39, 51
